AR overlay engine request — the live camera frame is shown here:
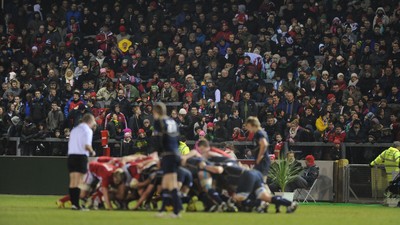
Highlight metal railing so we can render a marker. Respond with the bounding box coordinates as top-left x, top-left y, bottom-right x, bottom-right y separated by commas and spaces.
0, 137, 395, 160
0, 137, 255, 157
